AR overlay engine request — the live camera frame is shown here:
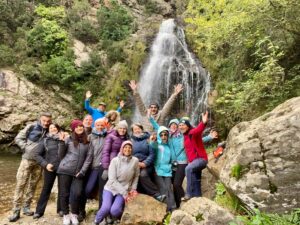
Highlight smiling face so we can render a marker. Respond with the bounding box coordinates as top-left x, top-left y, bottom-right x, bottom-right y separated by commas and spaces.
95, 121, 105, 132
149, 104, 158, 115
40, 115, 52, 129
98, 104, 106, 112
169, 123, 178, 132
132, 124, 143, 136
74, 125, 84, 135
179, 123, 189, 133
159, 131, 169, 143
83, 115, 93, 128
117, 127, 127, 136
49, 124, 58, 135
122, 144, 132, 156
